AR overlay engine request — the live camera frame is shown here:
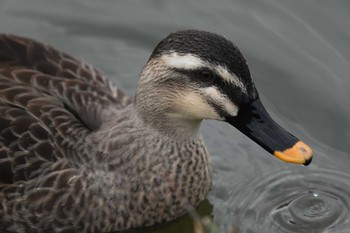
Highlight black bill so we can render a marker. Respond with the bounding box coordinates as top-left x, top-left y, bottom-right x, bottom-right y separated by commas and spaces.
226, 98, 313, 165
